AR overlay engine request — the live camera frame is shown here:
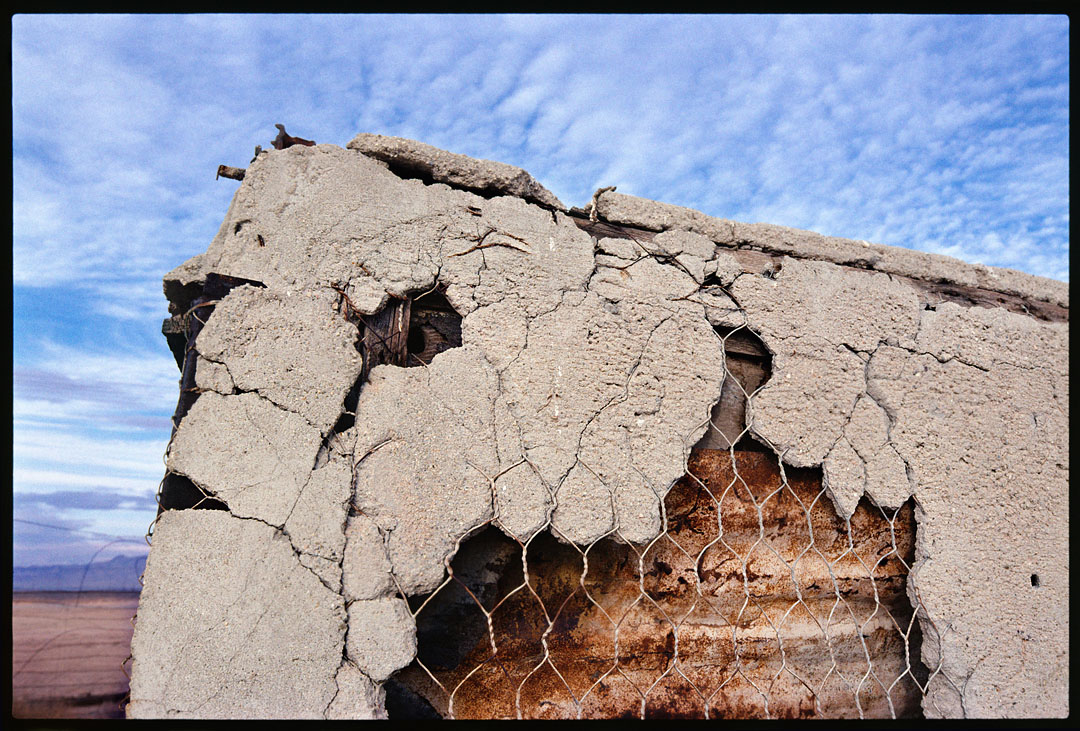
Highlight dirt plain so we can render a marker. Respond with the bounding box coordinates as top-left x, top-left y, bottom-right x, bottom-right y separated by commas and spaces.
11, 591, 139, 719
